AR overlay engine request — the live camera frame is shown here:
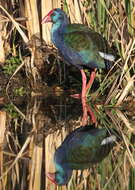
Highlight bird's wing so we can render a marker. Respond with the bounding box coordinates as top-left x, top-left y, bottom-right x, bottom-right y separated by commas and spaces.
55, 126, 117, 169
64, 128, 108, 169
63, 24, 115, 68
64, 24, 113, 54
